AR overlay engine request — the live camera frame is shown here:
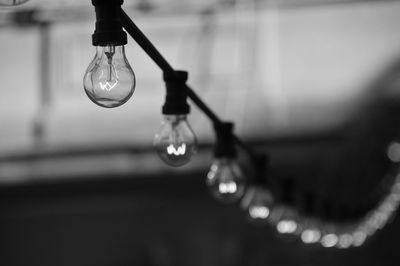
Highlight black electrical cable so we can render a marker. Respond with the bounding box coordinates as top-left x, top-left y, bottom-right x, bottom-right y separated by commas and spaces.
120, 8, 266, 167
120, 9, 174, 73
120, 10, 222, 123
